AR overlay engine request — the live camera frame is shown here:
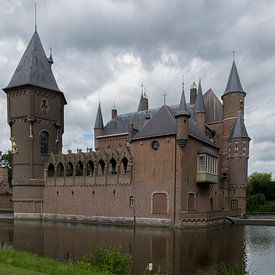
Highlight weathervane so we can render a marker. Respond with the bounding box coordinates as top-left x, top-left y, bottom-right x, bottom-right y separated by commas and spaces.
34, 1, 37, 31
